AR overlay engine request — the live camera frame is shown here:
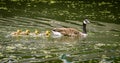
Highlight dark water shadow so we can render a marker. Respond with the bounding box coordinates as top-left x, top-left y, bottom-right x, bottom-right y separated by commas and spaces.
91, 21, 105, 26
110, 29, 120, 32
